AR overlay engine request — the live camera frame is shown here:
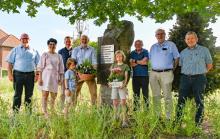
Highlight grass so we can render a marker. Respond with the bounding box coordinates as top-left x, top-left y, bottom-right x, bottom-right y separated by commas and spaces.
0, 77, 220, 138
